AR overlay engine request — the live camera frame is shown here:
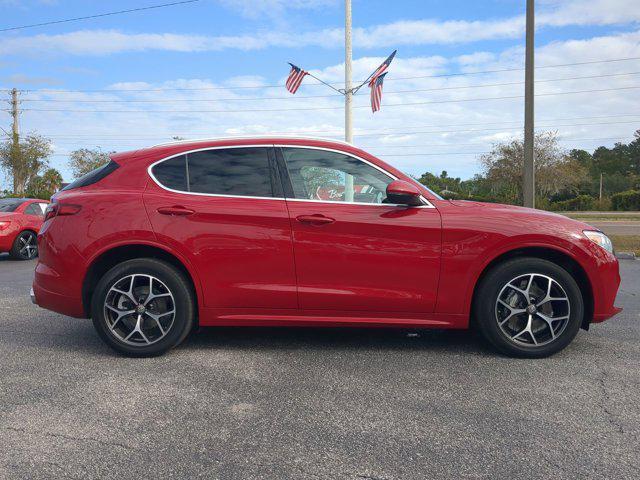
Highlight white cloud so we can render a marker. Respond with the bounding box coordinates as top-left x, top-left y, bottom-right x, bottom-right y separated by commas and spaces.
539, 0, 640, 27
2, 0, 639, 57
8, 30, 639, 185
